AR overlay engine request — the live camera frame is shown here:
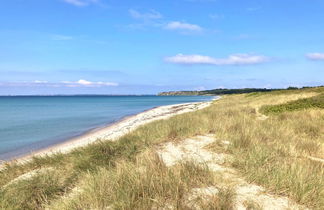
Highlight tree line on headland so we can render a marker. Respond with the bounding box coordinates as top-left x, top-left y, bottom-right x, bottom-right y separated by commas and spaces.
158, 86, 321, 96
